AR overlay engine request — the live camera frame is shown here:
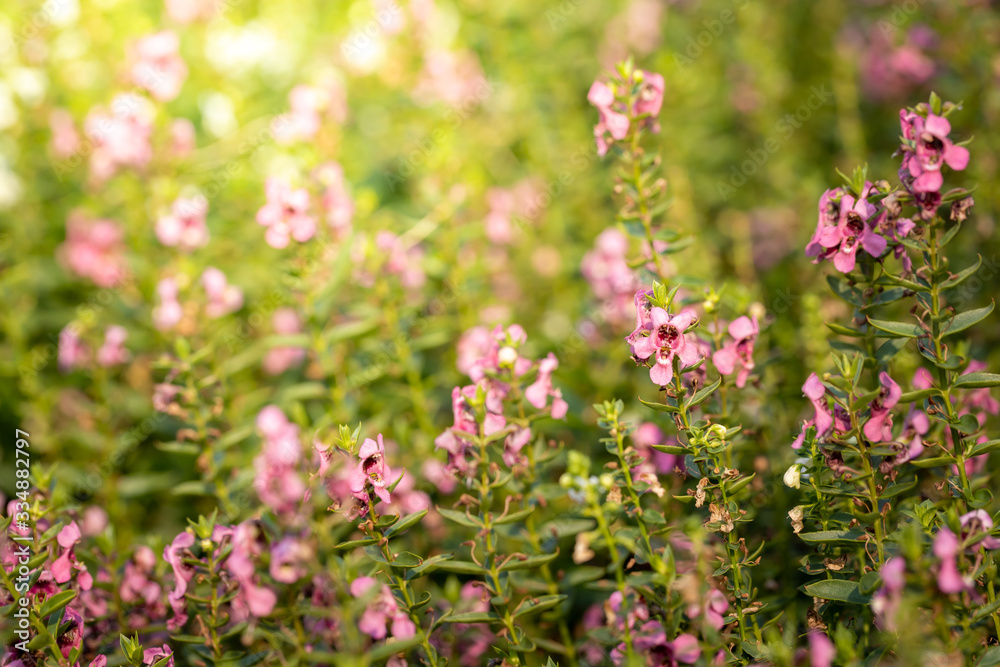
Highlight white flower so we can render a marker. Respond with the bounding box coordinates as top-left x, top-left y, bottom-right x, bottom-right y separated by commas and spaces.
783, 463, 802, 489
497, 346, 518, 366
